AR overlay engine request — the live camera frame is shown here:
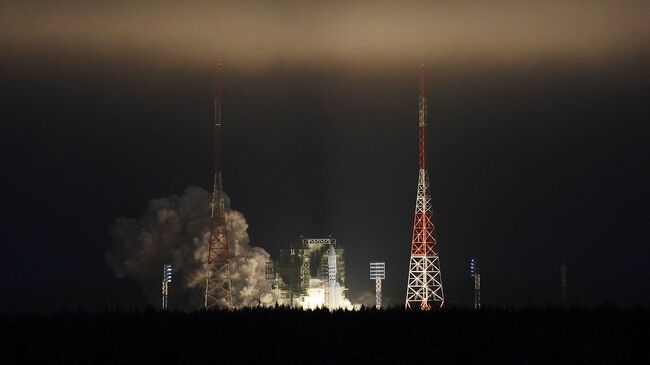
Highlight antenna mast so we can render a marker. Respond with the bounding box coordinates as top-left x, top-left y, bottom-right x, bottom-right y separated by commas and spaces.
405, 65, 445, 310
204, 63, 234, 309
